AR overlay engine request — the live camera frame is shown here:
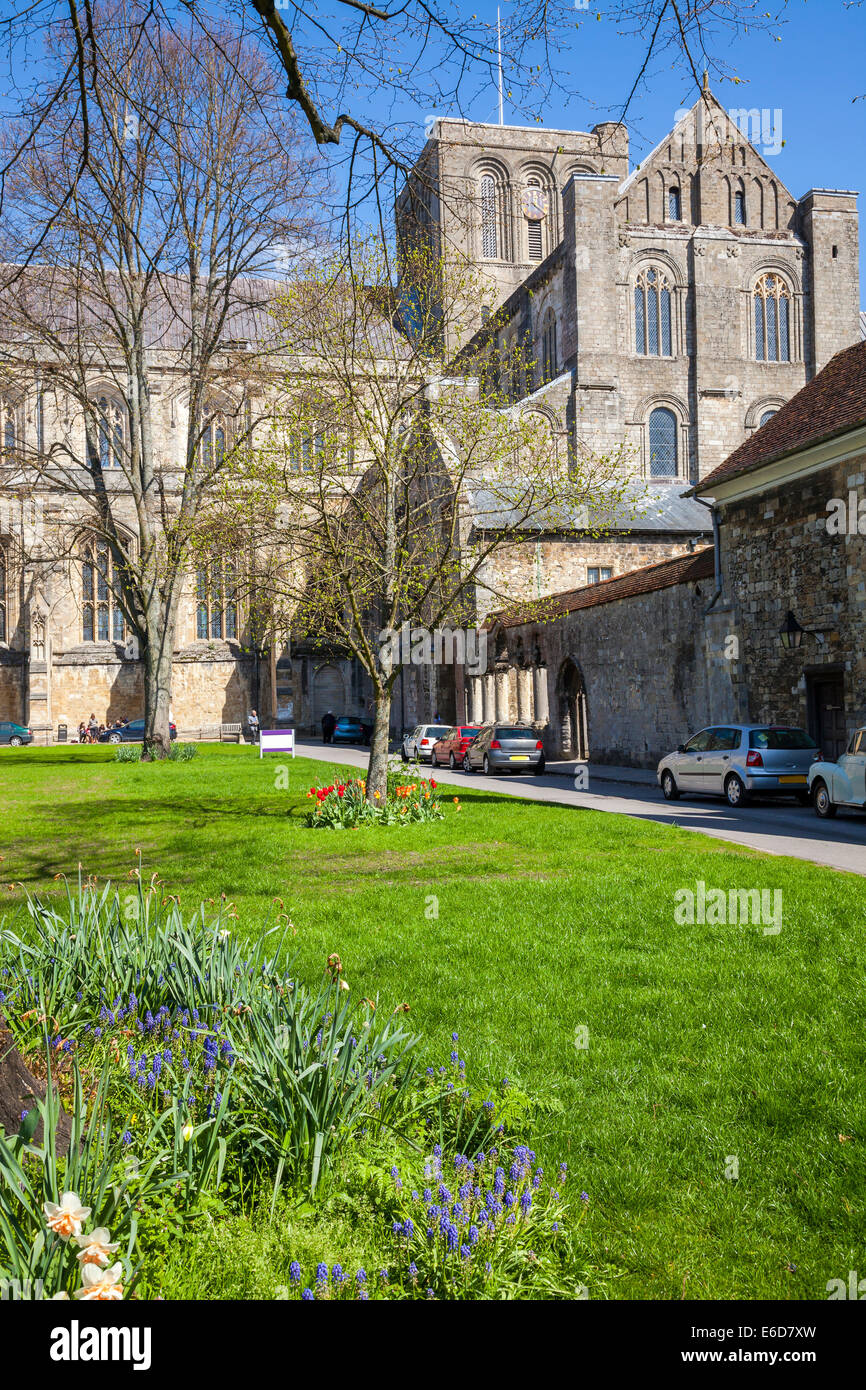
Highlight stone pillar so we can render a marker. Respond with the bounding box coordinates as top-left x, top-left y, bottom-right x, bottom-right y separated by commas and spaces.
533, 665, 549, 724
467, 677, 481, 724
494, 667, 509, 721
482, 673, 495, 723
516, 666, 533, 723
